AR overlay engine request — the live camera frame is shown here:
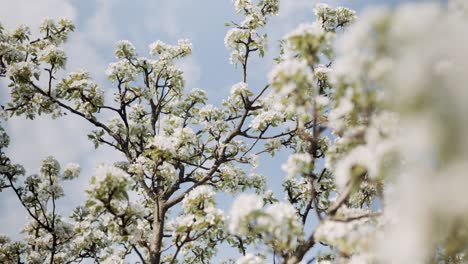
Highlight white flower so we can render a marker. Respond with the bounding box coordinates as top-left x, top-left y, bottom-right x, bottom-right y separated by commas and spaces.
63, 163, 80, 180
313, 3, 330, 17
316, 95, 330, 107
91, 164, 129, 189
281, 153, 312, 178
285, 22, 325, 39
314, 64, 331, 81
115, 40, 136, 59
314, 4, 356, 30
102, 254, 126, 264
450, 0, 468, 16
149, 40, 168, 55
0, 128, 9, 148
268, 58, 313, 86
333, 146, 377, 191
233, 0, 253, 13
187, 88, 207, 102
172, 126, 197, 146
314, 218, 377, 254
199, 104, 220, 119
231, 82, 251, 96
149, 39, 192, 57
250, 109, 283, 131
328, 88, 354, 132
0, 41, 23, 61
182, 186, 216, 210
236, 253, 264, 264
38, 44, 67, 67
159, 162, 177, 183
224, 28, 250, 49
6, 61, 39, 81
105, 60, 136, 81
177, 38, 192, 55
40, 17, 54, 31
249, 154, 259, 169
171, 214, 196, 230
258, 202, 303, 249
148, 135, 177, 155
228, 194, 263, 235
